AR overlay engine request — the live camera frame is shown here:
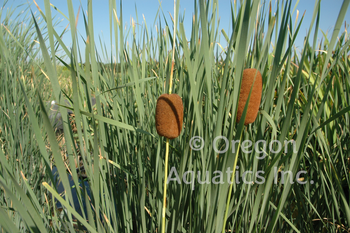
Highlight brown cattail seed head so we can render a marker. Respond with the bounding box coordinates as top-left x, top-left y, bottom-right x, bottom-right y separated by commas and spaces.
236, 68, 262, 125
155, 94, 183, 139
